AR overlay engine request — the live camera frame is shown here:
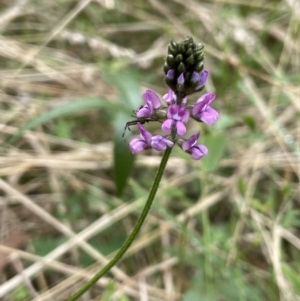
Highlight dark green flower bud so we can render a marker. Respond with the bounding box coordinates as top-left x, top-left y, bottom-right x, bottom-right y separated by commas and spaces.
195, 44, 204, 52
168, 45, 177, 56
186, 55, 194, 66
165, 76, 174, 88
166, 55, 175, 66
170, 40, 177, 49
175, 54, 183, 63
185, 71, 191, 82
178, 43, 185, 53
195, 61, 204, 72
186, 48, 193, 57
194, 52, 204, 61
178, 62, 185, 73
163, 62, 169, 74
